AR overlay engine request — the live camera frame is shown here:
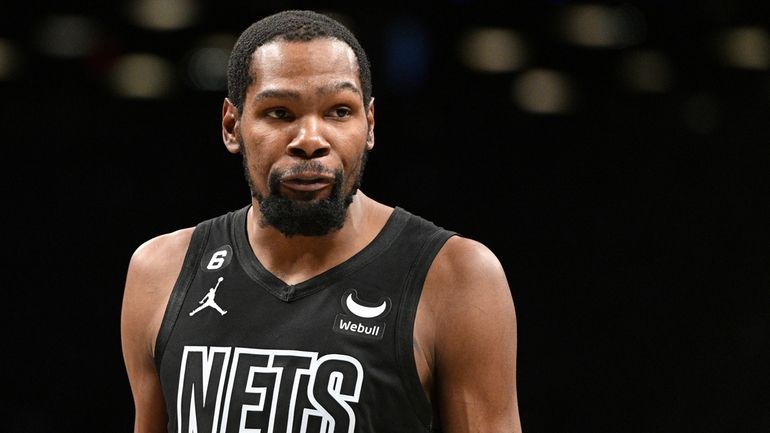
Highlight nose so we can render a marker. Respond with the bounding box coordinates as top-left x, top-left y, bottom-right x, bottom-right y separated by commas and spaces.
287, 116, 331, 159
